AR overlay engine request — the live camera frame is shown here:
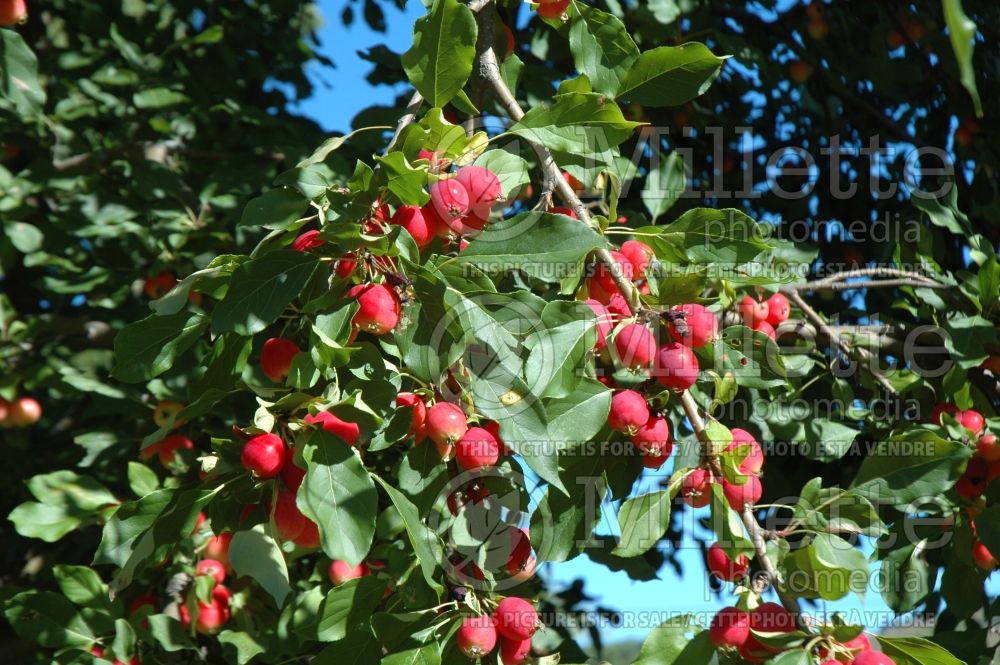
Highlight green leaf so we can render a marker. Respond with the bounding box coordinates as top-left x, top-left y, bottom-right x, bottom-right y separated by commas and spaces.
616, 43, 726, 107
941, 0, 982, 117
568, 7, 639, 96
230, 525, 291, 607
127, 462, 159, 497
375, 152, 431, 206
632, 615, 715, 665
0, 31, 46, 116
211, 250, 319, 336
94, 489, 173, 567
373, 475, 444, 595
451, 211, 605, 283
147, 614, 196, 652
782, 532, 869, 601
298, 431, 378, 568
876, 635, 965, 665
133, 87, 189, 108
641, 151, 687, 221
508, 92, 641, 154
401, 0, 477, 107
8, 502, 83, 543
850, 430, 972, 505
880, 542, 932, 614
382, 644, 442, 665
239, 188, 309, 229
312, 629, 382, 664
473, 149, 530, 198
112, 618, 137, 661
112, 311, 208, 383
316, 577, 387, 642
613, 490, 672, 557
3, 591, 97, 649
218, 630, 267, 664
298, 126, 392, 167
973, 505, 1000, 564
53, 565, 108, 609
